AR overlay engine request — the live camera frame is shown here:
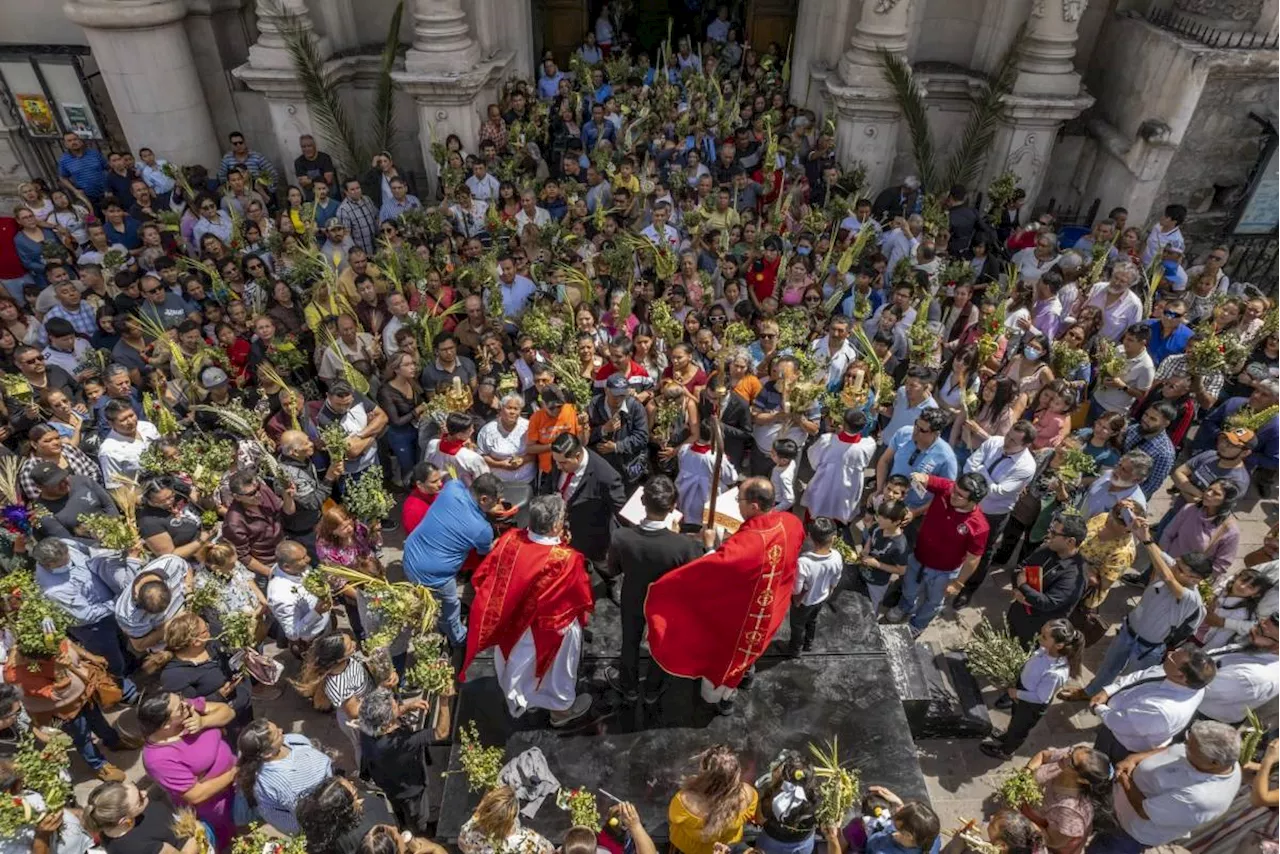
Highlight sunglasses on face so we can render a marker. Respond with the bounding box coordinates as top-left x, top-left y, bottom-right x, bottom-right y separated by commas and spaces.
1163, 310, 1184, 319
